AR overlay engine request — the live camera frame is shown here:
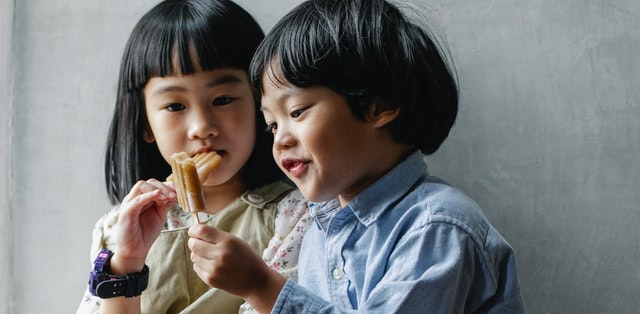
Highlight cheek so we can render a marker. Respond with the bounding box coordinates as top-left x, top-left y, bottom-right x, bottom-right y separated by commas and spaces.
227, 107, 257, 153
146, 117, 177, 158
